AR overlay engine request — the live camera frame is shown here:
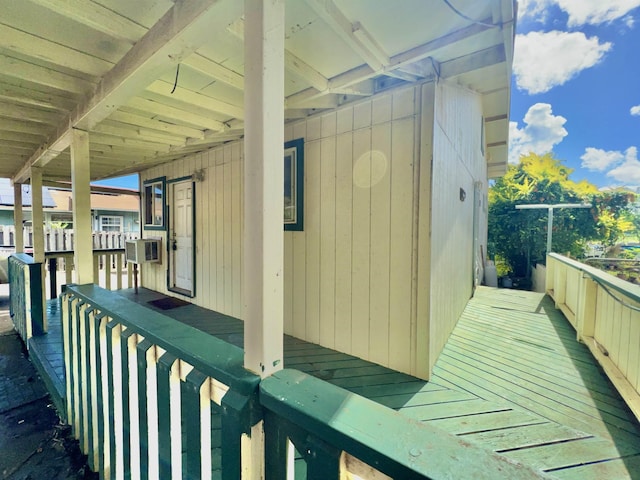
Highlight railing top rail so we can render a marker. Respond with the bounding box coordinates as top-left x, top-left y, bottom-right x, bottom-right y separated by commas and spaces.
260, 369, 550, 480
65, 284, 260, 395
9, 253, 39, 265
549, 253, 640, 304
